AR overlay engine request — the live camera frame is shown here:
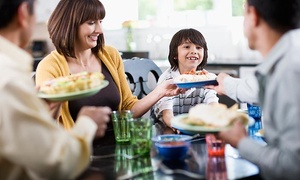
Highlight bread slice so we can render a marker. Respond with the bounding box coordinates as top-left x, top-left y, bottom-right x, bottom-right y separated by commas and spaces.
185, 104, 248, 127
